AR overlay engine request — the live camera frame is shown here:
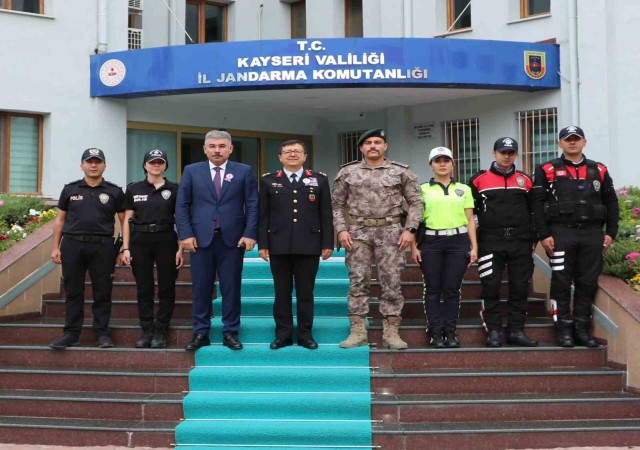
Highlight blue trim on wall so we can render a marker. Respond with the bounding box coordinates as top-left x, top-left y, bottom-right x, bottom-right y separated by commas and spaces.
90, 38, 560, 98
